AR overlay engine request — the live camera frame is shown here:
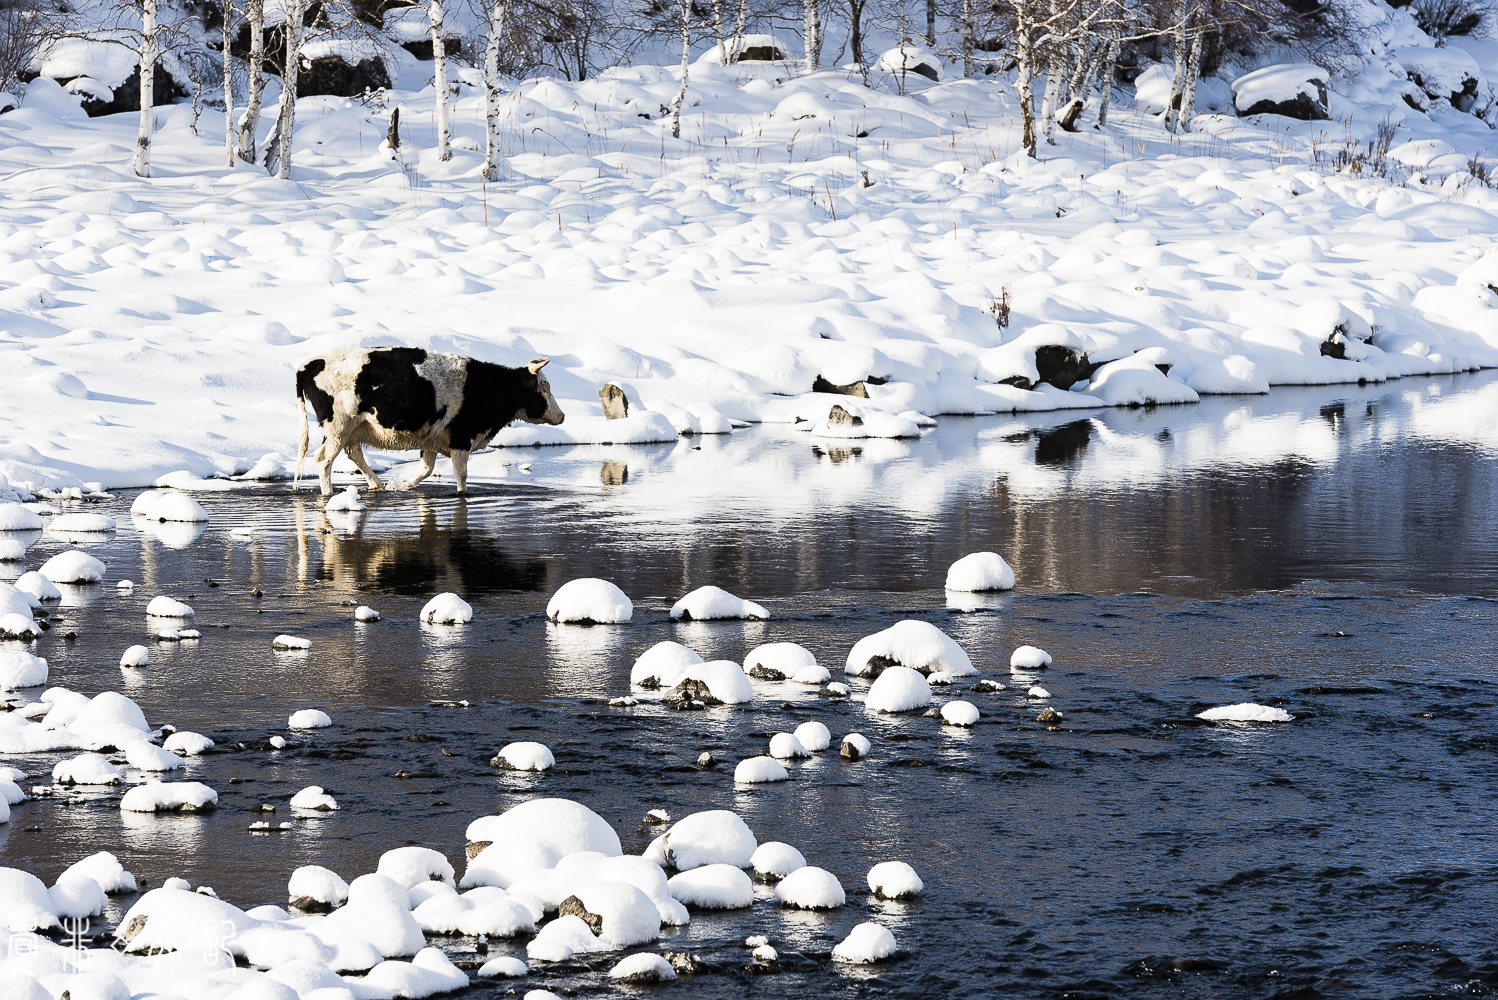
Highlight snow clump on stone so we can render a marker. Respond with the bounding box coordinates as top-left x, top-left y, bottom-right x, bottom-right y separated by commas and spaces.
742, 641, 817, 680
630, 640, 702, 687
942, 701, 980, 726
289, 709, 332, 729
131, 490, 209, 522
422, 592, 473, 624
39, 550, 105, 583
492, 741, 555, 772
945, 551, 1016, 591
47, 513, 116, 533
610, 952, 677, 982
734, 756, 790, 783
120, 781, 217, 812
649, 809, 756, 871
768, 732, 808, 759
1197, 703, 1293, 723
464, 798, 623, 889
793, 720, 831, 750
119, 645, 149, 668
868, 861, 924, 899
667, 863, 754, 908
290, 785, 338, 810
0, 650, 47, 689
288, 865, 349, 910
846, 619, 975, 677
146, 596, 194, 618
163, 731, 213, 755
833, 922, 898, 963
1010, 645, 1053, 669
52, 754, 122, 785
14, 572, 60, 602
546, 578, 632, 623
272, 635, 311, 650
774, 866, 846, 909
751, 842, 807, 881
864, 666, 932, 713
669, 585, 768, 621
